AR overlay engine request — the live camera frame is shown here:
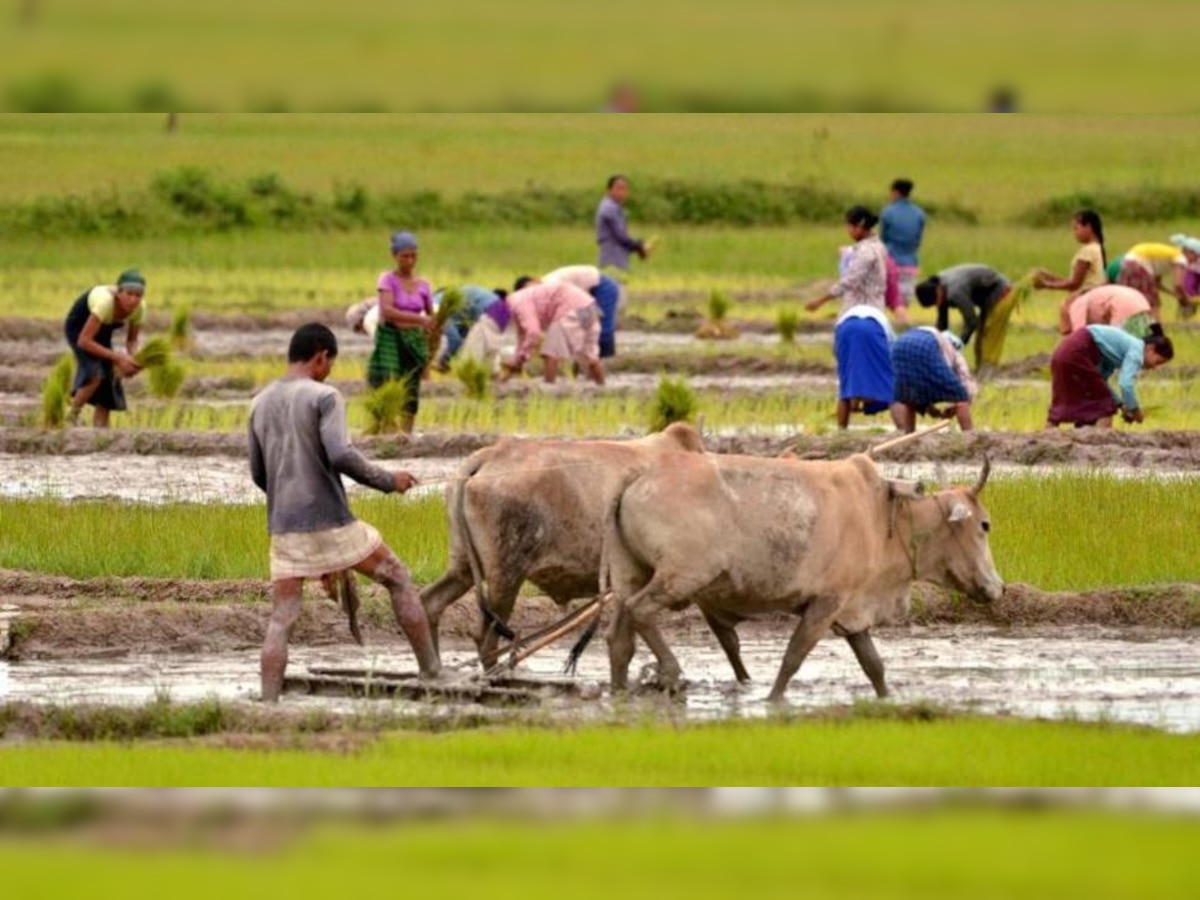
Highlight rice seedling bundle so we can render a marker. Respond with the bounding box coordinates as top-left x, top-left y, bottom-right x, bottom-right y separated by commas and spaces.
133, 337, 173, 369
363, 381, 409, 434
